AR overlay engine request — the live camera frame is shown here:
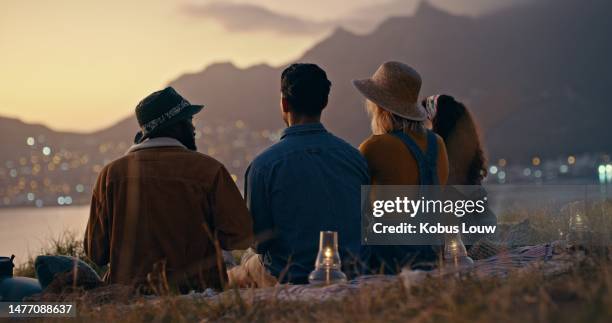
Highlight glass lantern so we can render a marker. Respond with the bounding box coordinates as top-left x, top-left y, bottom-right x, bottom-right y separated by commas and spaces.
444, 233, 474, 268
308, 231, 347, 285
567, 202, 589, 249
